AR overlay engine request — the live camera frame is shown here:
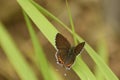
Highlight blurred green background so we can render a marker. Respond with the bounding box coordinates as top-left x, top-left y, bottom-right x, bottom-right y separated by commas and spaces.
0, 0, 120, 80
